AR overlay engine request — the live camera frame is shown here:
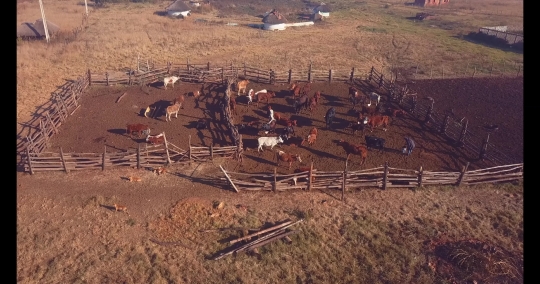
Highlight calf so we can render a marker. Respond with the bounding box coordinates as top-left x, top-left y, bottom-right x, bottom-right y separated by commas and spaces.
196, 119, 209, 130
366, 115, 390, 132
146, 133, 165, 145
260, 120, 277, 134
126, 123, 150, 138
257, 135, 284, 152
236, 79, 249, 94
293, 167, 316, 185
301, 127, 318, 146
336, 139, 368, 165
173, 94, 185, 108
364, 135, 385, 152
276, 150, 303, 170
163, 76, 180, 90
165, 103, 181, 122
324, 107, 336, 128
246, 89, 255, 105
